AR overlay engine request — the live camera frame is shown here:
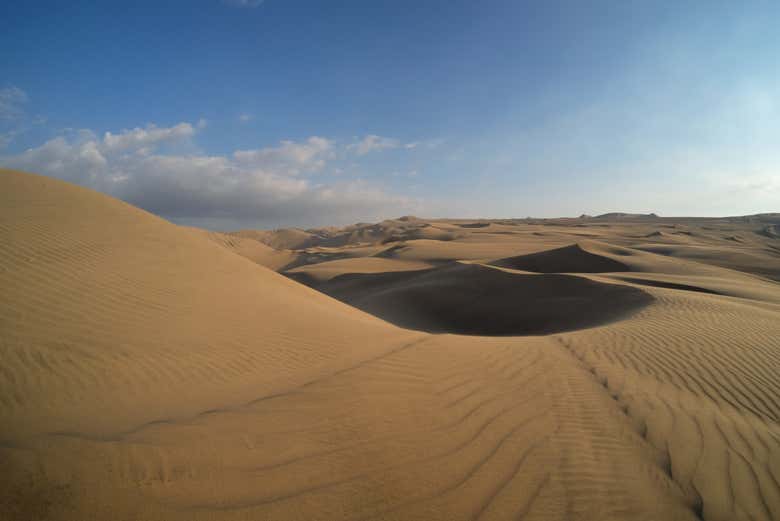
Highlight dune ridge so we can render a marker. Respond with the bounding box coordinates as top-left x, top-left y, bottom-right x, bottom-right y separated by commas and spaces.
490, 242, 631, 273
0, 169, 419, 441
1, 168, 779, 521
291, 261, 653, 335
